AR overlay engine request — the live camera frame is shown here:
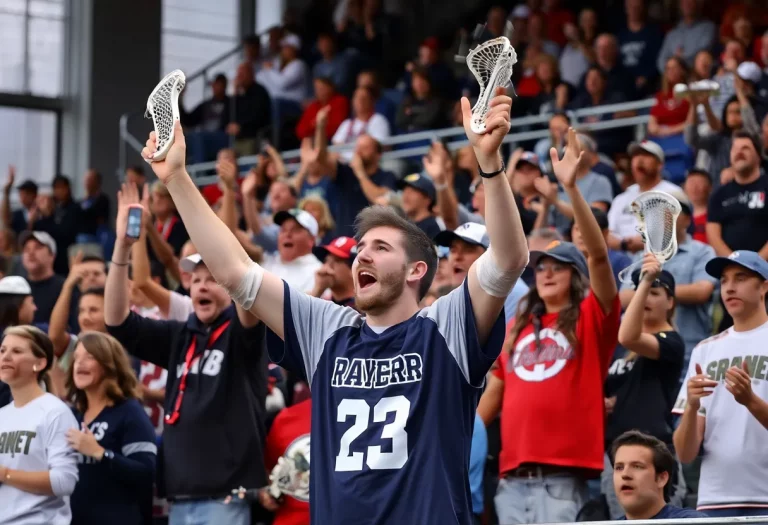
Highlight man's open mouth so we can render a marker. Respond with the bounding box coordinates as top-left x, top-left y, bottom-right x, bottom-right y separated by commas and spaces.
198, 298, 213, 306
358, 271, 378, 289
